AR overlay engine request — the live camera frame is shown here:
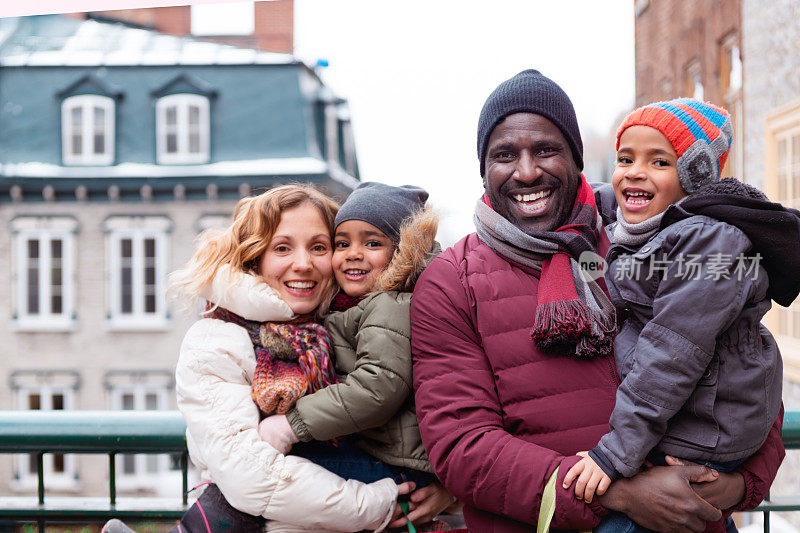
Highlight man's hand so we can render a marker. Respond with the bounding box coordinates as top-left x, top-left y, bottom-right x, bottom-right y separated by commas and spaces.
598, 464, 721, 532
563, 451, 612, 503
387, 482, 455, 528
257, 414, 299, 454
664, 455, 746, 510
